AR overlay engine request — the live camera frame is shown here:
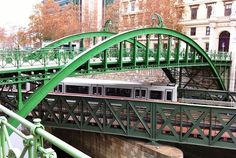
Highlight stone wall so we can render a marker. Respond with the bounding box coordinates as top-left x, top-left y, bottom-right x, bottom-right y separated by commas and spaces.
52, 129, 183, 158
